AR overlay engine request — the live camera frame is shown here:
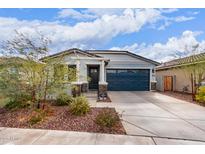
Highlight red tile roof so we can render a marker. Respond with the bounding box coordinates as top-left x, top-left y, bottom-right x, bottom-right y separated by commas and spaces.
156, 52, 205, 70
